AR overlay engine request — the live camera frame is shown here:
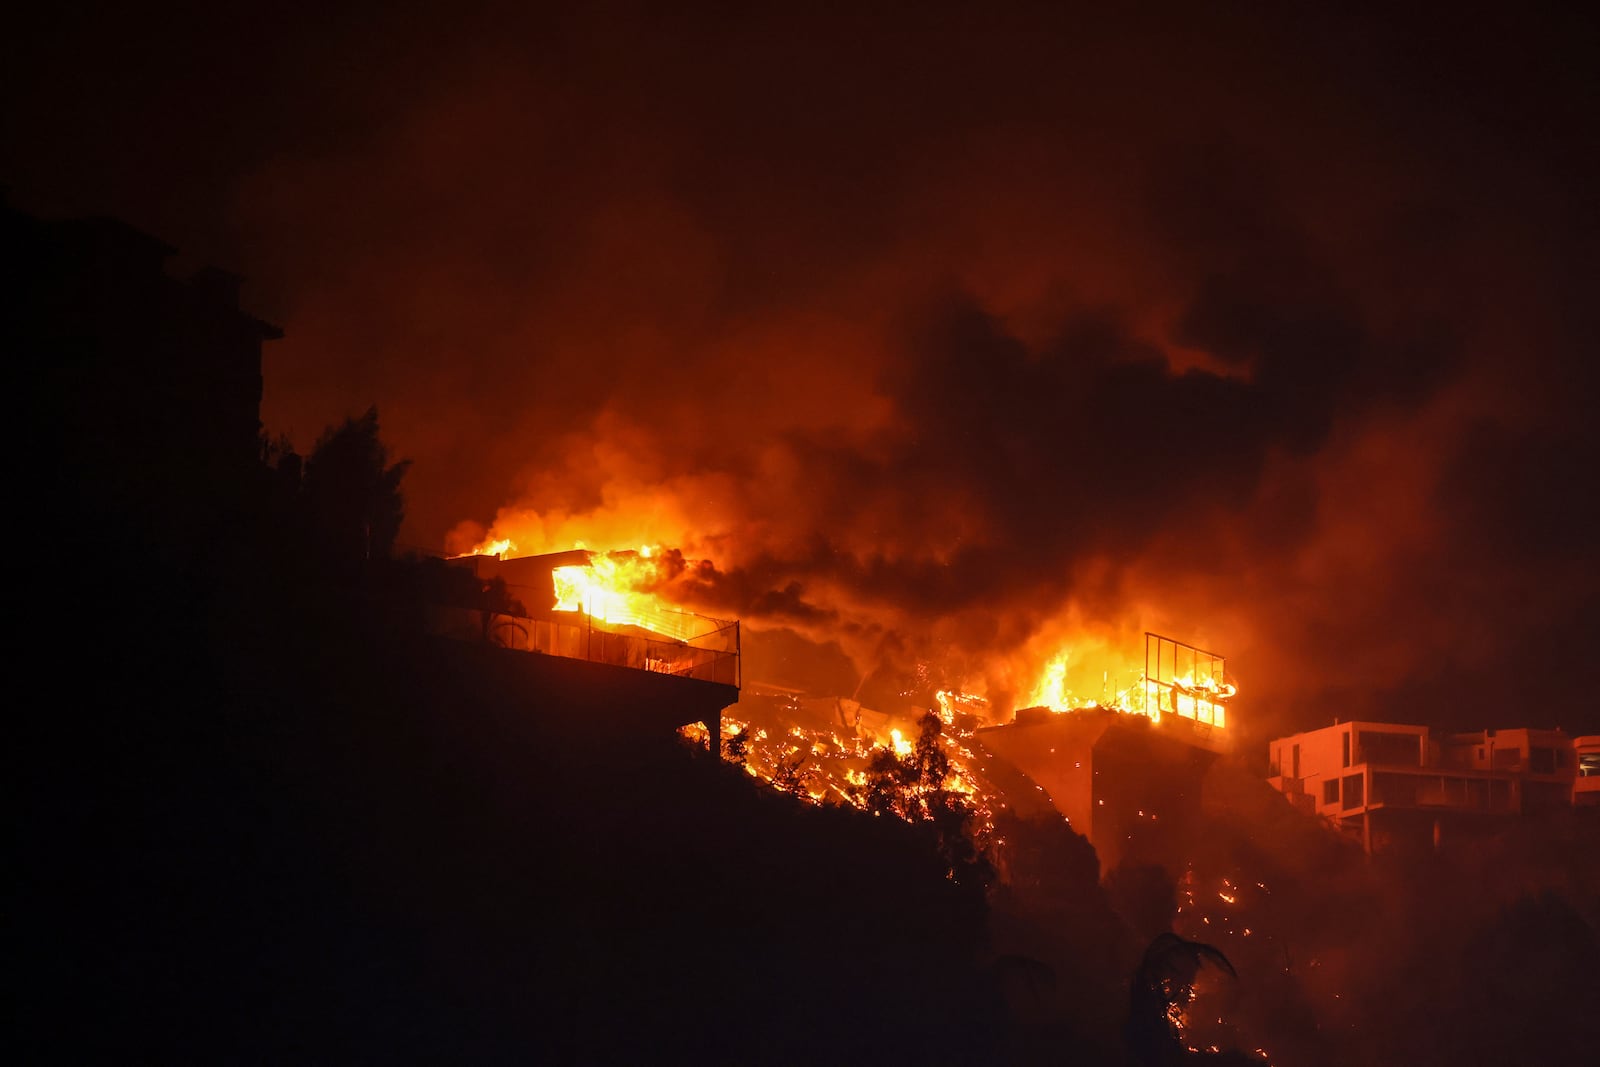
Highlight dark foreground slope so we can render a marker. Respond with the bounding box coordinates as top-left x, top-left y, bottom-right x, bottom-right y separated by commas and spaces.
19, 565, 1000, 1064
22, 551, 1599, 1067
